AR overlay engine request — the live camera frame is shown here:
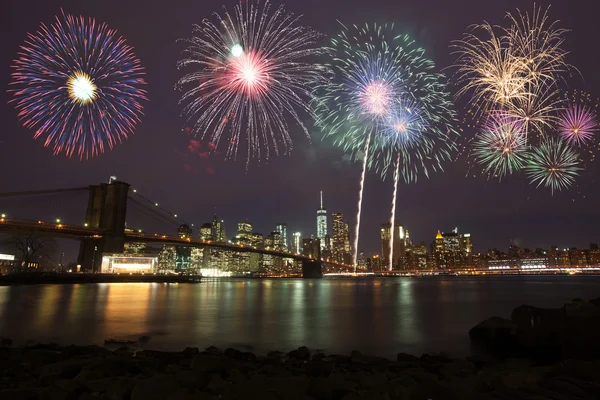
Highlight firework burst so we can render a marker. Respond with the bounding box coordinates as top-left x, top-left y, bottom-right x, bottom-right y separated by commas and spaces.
9, 12, 147, 159
177, 0, 327, 165
472, 112, 528, 178
315, 23, 458, 270
453, 5, 571, 131
558, 104, 597, 146
525, 137, 581, 194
